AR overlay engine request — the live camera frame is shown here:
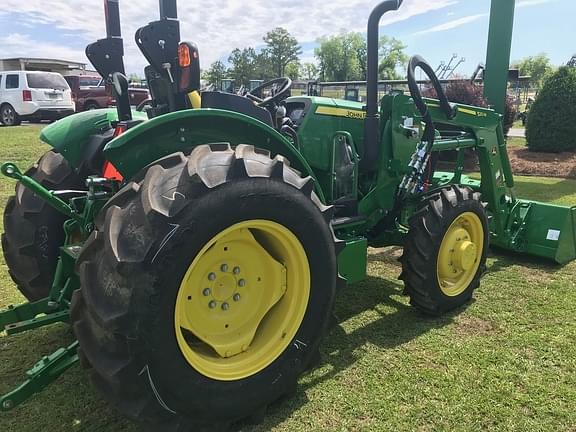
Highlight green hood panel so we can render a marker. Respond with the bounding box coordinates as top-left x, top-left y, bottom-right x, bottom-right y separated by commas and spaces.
40, 109, 148, 169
